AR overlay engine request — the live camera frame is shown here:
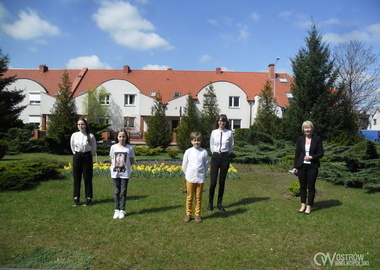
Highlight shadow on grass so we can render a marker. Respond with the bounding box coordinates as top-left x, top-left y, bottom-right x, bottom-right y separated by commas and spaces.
313, 199, 342, 211
129, 205, 182, 216
94, 195, 148, 205
205, 208, 247, 219
227, 196, 270, 208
